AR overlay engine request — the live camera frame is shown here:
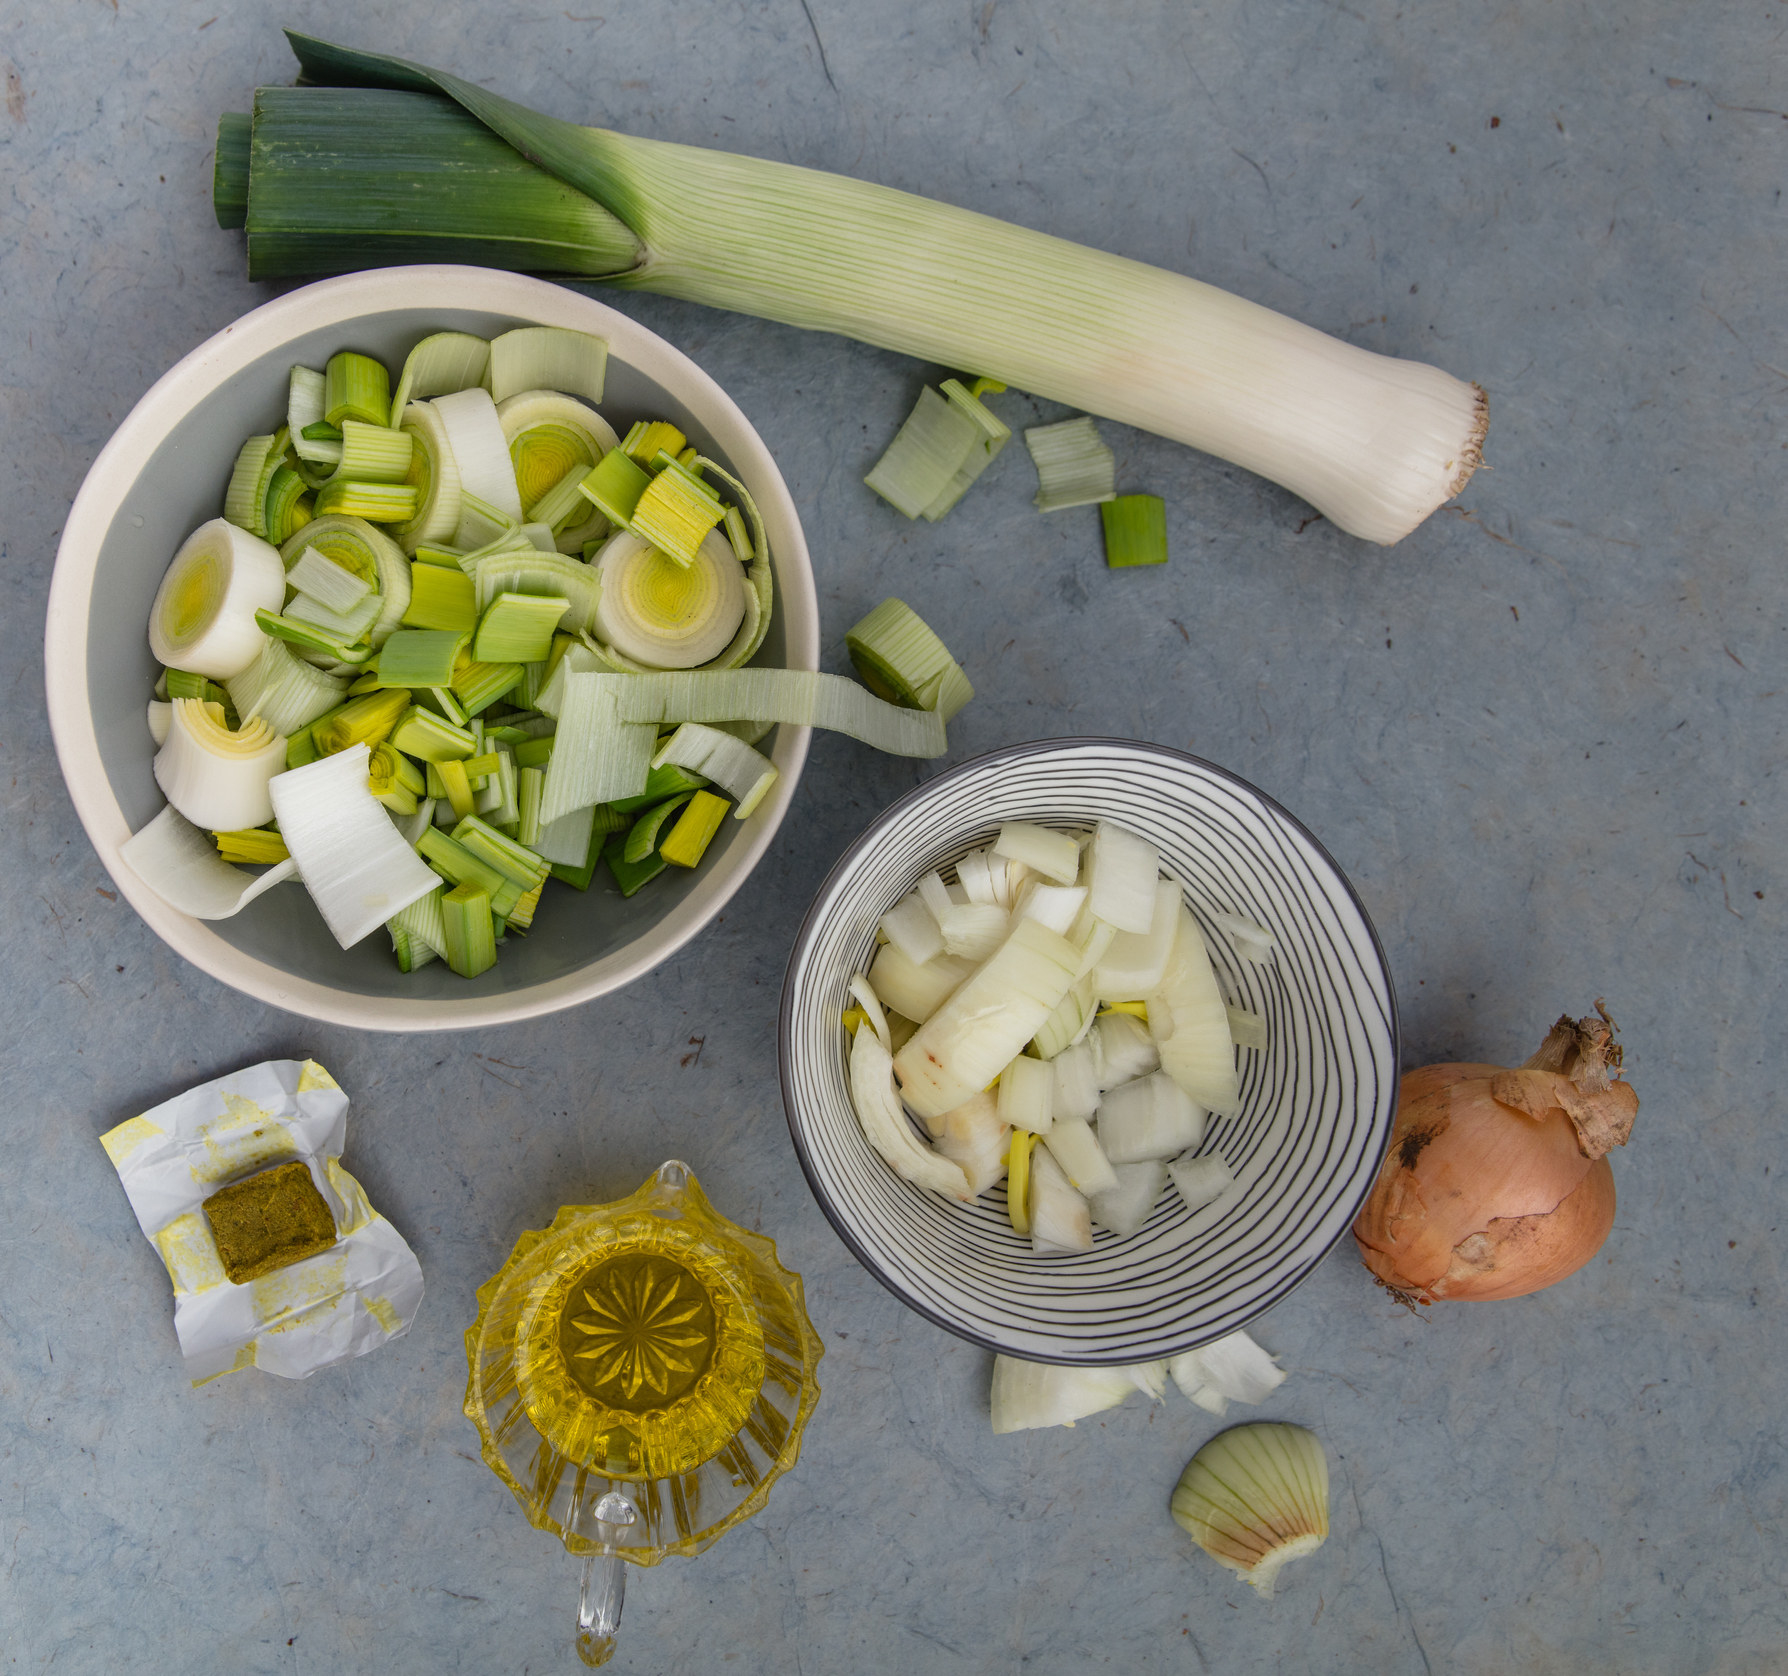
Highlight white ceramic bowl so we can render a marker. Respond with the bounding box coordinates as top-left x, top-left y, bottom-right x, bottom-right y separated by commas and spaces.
46, 267, 818, 1030
779, 738, 1399, 1364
